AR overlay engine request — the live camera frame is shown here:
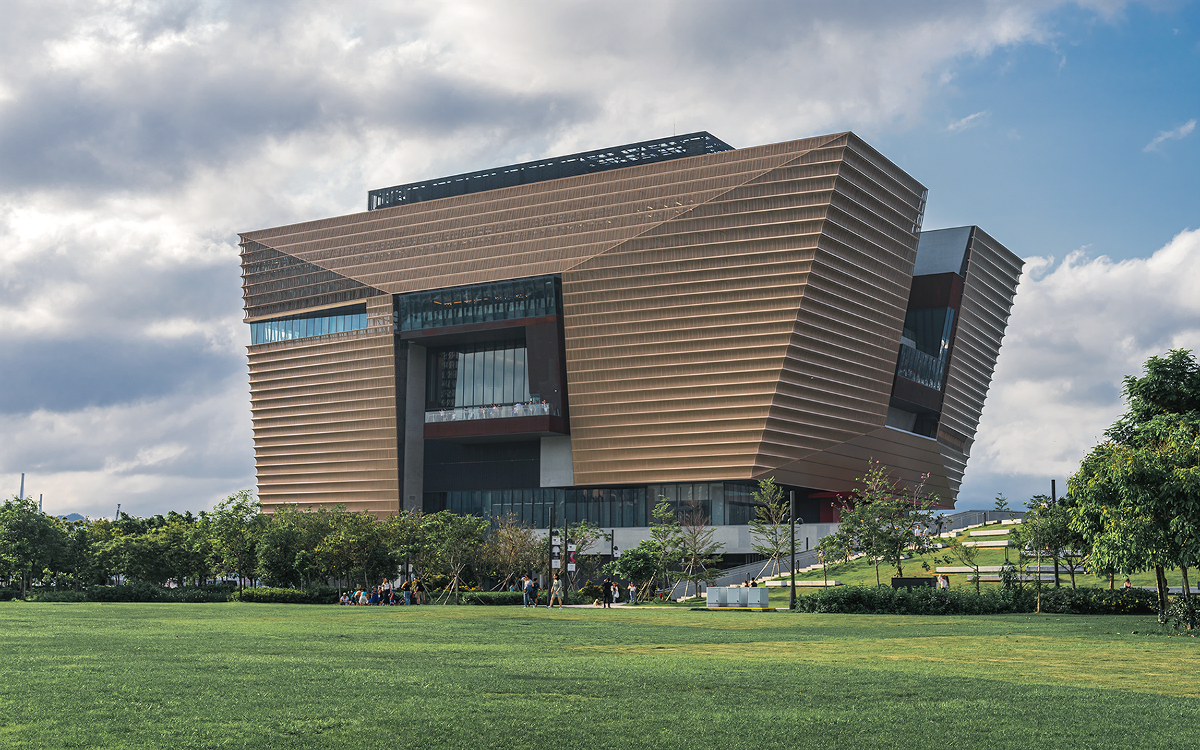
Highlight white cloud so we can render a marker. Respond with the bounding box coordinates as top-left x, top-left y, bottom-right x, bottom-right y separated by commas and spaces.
0, 0, 1157, 516
959, 227, 1200, 505
1143, 118, 1196, 152
947, 110, 991, 132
